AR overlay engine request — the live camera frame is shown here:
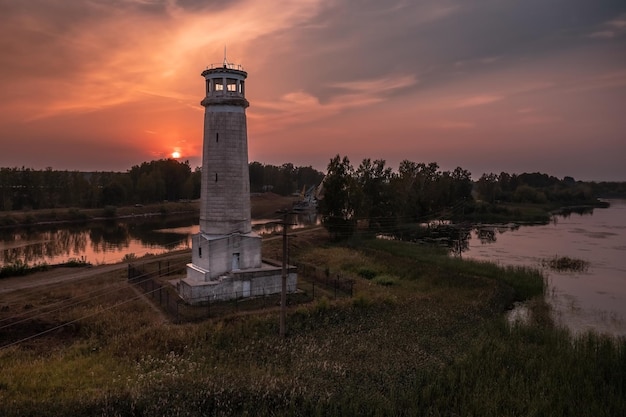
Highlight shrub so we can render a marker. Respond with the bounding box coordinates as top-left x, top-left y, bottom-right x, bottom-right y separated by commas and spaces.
122, 253, 137, 262
357, 268, 378, 280
62, 257, 91, 268
0, 261, 49, 278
